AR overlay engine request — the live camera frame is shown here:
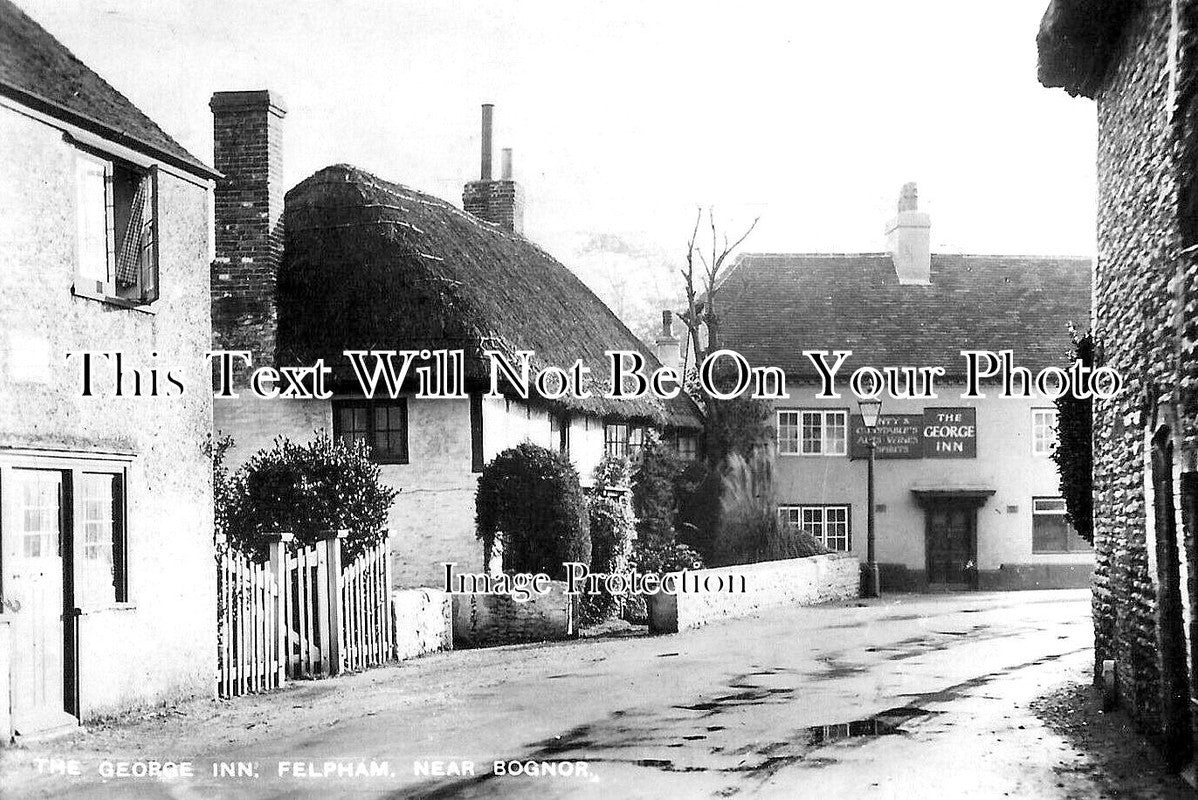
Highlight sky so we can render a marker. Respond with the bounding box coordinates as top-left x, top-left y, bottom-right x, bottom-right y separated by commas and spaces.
17, 0, 1097, 335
